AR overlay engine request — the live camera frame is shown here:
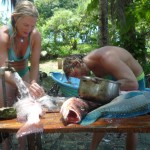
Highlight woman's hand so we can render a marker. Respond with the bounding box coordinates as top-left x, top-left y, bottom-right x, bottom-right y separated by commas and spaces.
25, 82, 45, 99
29, 82, 45, 99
